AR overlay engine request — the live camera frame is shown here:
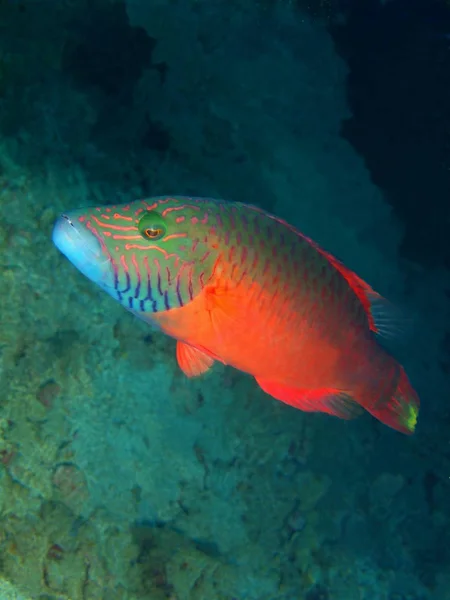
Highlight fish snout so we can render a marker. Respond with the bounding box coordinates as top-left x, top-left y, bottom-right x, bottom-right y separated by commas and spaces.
52, 213, 114, 286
